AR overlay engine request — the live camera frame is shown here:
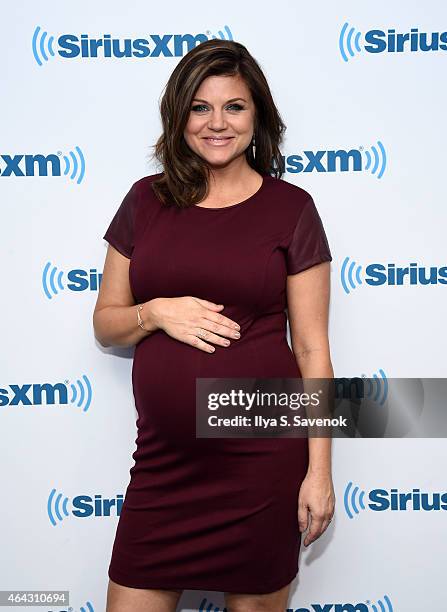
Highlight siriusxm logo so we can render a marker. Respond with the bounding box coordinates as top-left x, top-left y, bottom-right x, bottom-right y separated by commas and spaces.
199, 594, 394, 612
0, 375, 92, 412
32, 25, 233, 65
282, 141, 386, 179
0, 147, 85, 183
48, 489, 124, 525
42, 263, 103, 299
287, 595, 393, 612
344, 482, 447, 518
340, 22, 447, 61
341, 257, 447, 293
